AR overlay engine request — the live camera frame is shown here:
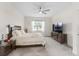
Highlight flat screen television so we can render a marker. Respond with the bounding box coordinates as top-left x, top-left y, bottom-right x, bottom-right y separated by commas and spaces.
53, 22, 63, 33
